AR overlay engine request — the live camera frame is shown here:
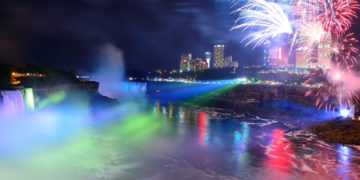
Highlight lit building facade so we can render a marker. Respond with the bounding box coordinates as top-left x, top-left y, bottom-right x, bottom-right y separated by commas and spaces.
295, 46, 311, 68
190, 58, 203, 72
223, 56, 238, 68
213, 44, 225, 68
180, 53, 192, 72
264, 40, 271, 66
200, 60, 208, 71
263, 40, 288, 67
295, 35, 332, 70
317, 36, 332, 70
205, 52, 211, 69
